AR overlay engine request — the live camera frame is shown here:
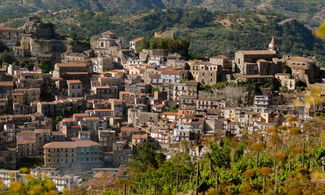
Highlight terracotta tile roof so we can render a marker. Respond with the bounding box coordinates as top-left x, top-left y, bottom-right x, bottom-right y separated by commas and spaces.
18, 139, 36, 145
63, 118, 75, 122
288, 57, 314, 63
0, 27, 23, 31
238, 50, 276, 55
15, 88, 40, 92
270, 36, 276, 44
65, 72, 88, 75
95, 86, 110, 89
162, 70, 182, 75
17, 131, 35, 140
120, 91, 133, 95
149, 74, 161, 79
34, 129, 51, 134
154, 104, 164, 108
161, 112, 180, 116
56, 63, 87, 67
132, 134, 148, 139
121, 127, 139, 132
93, 109, 113, 112
110, 99, 123, 102
67, 80, 81, 84
84, 117, 99, 121
291, 65, 308, 70
0, 81, 14, 87
44, 140, 101, 149
130, 37, 144, 43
